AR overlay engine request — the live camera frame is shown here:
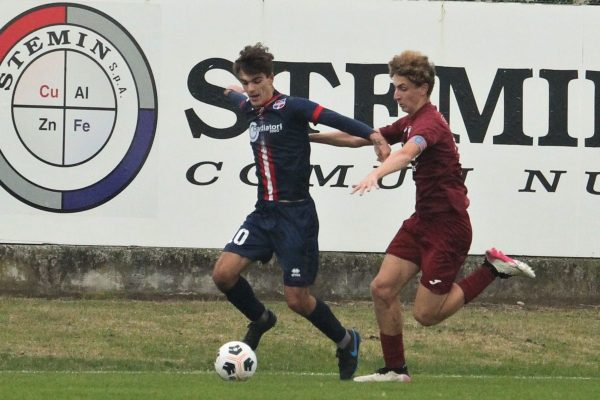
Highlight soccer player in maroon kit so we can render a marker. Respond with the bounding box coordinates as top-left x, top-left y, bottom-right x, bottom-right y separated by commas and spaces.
310, 50, 535, 382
